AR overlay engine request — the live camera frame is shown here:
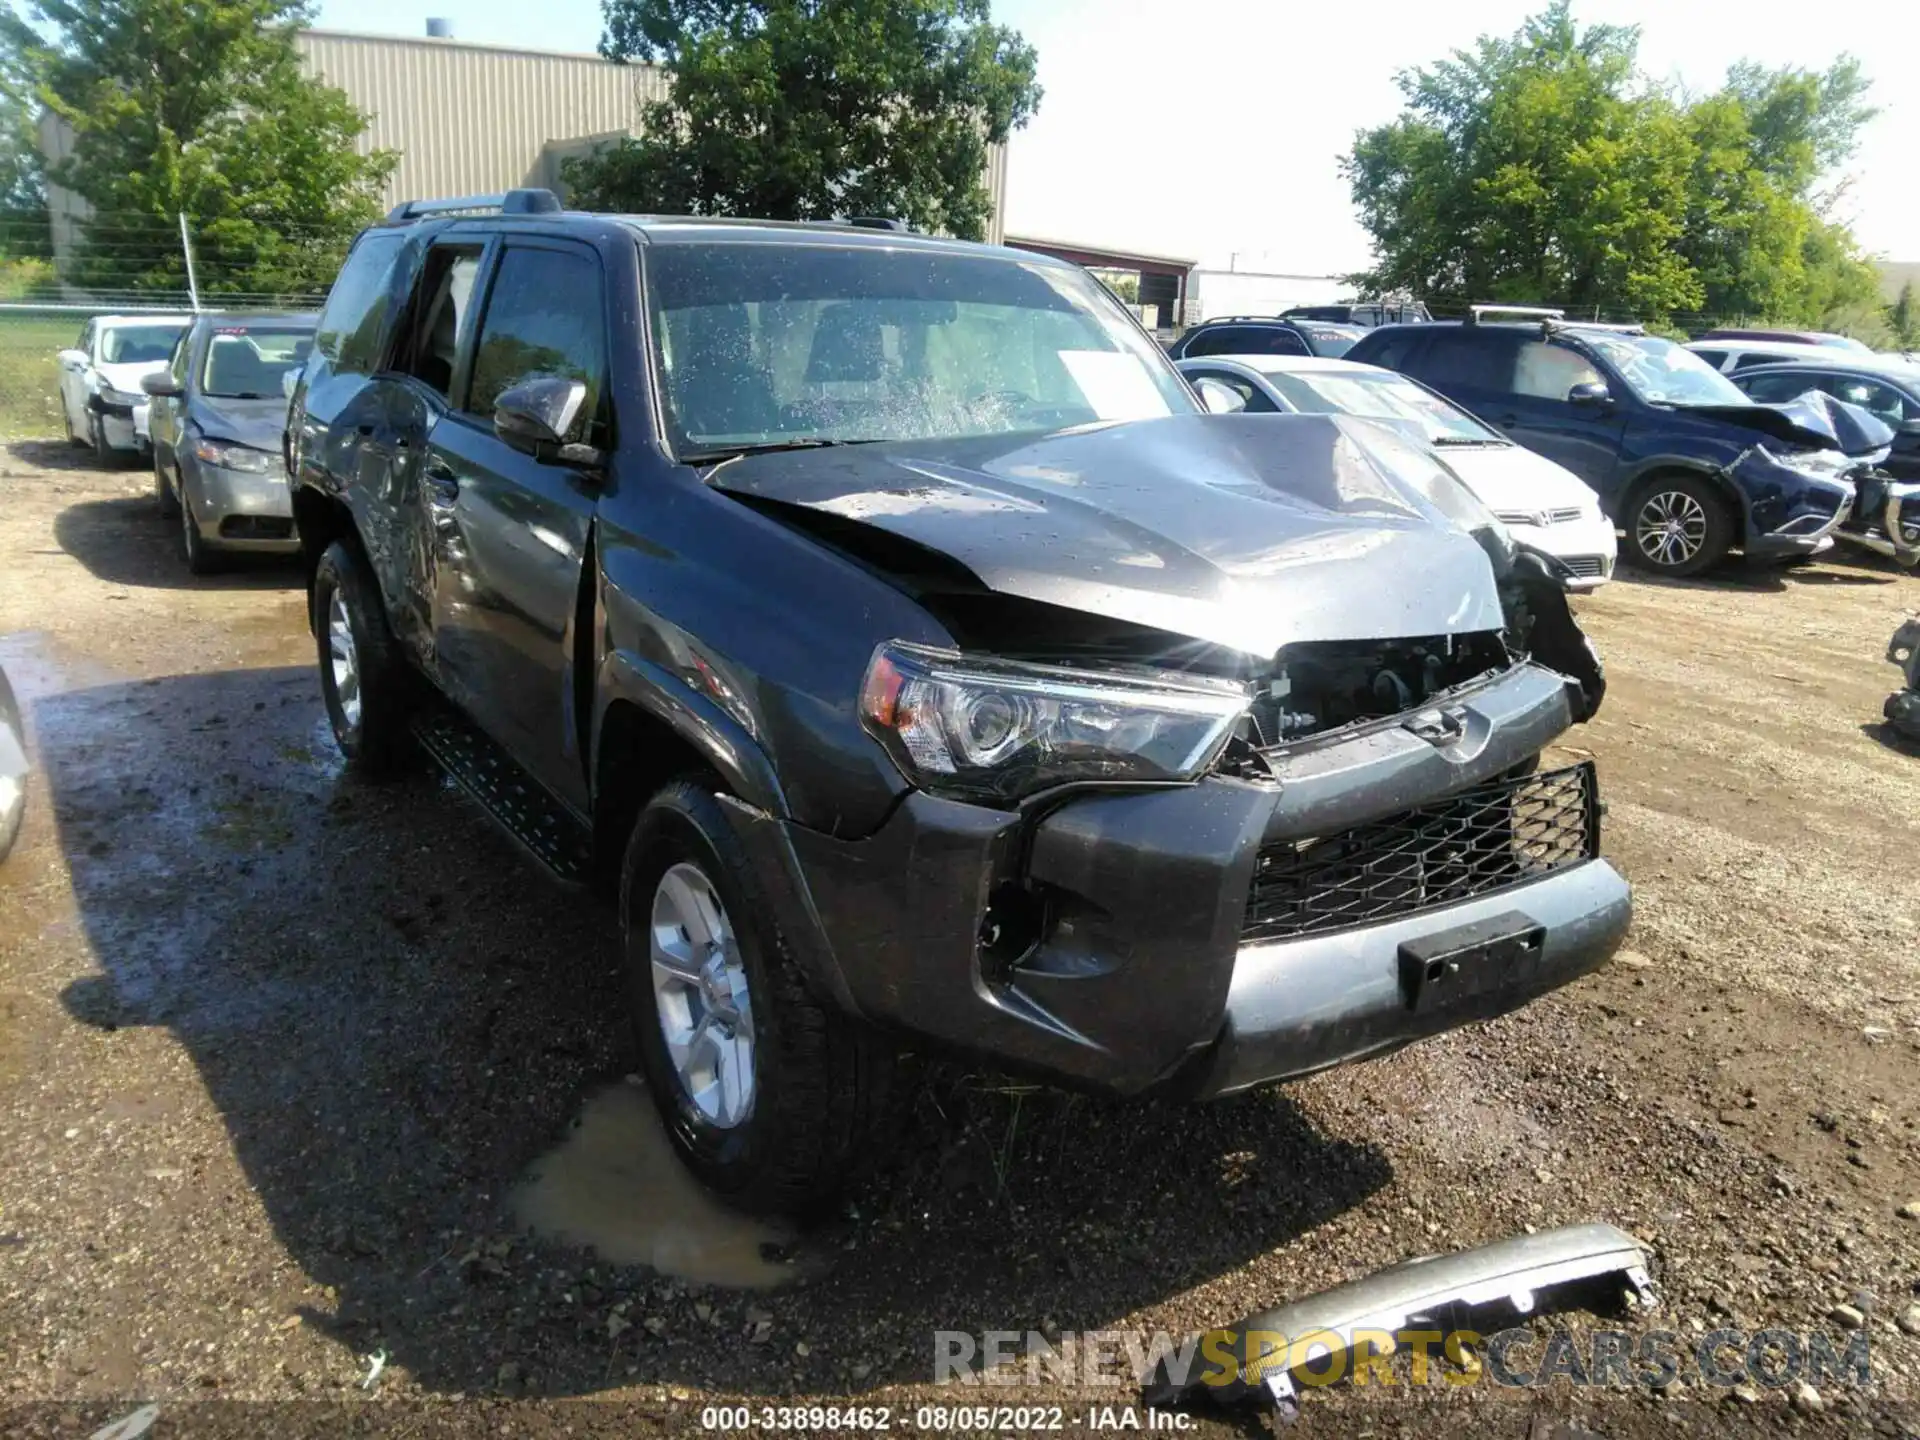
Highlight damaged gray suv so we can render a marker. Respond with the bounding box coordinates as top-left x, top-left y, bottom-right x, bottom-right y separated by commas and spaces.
288, 191, 1630, 1214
